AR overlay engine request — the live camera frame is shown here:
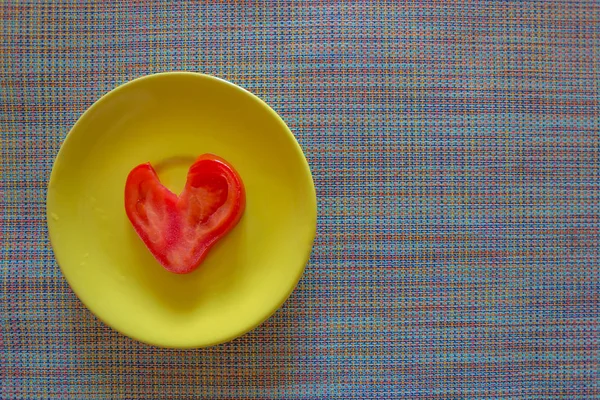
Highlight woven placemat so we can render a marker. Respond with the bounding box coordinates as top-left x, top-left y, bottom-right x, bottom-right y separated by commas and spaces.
1, 1, 598, 399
